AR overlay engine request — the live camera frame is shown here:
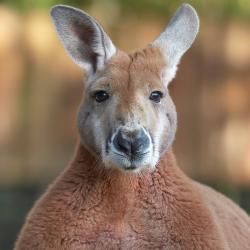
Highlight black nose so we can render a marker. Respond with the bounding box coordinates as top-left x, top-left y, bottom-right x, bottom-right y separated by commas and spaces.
113, 129, 150, 156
